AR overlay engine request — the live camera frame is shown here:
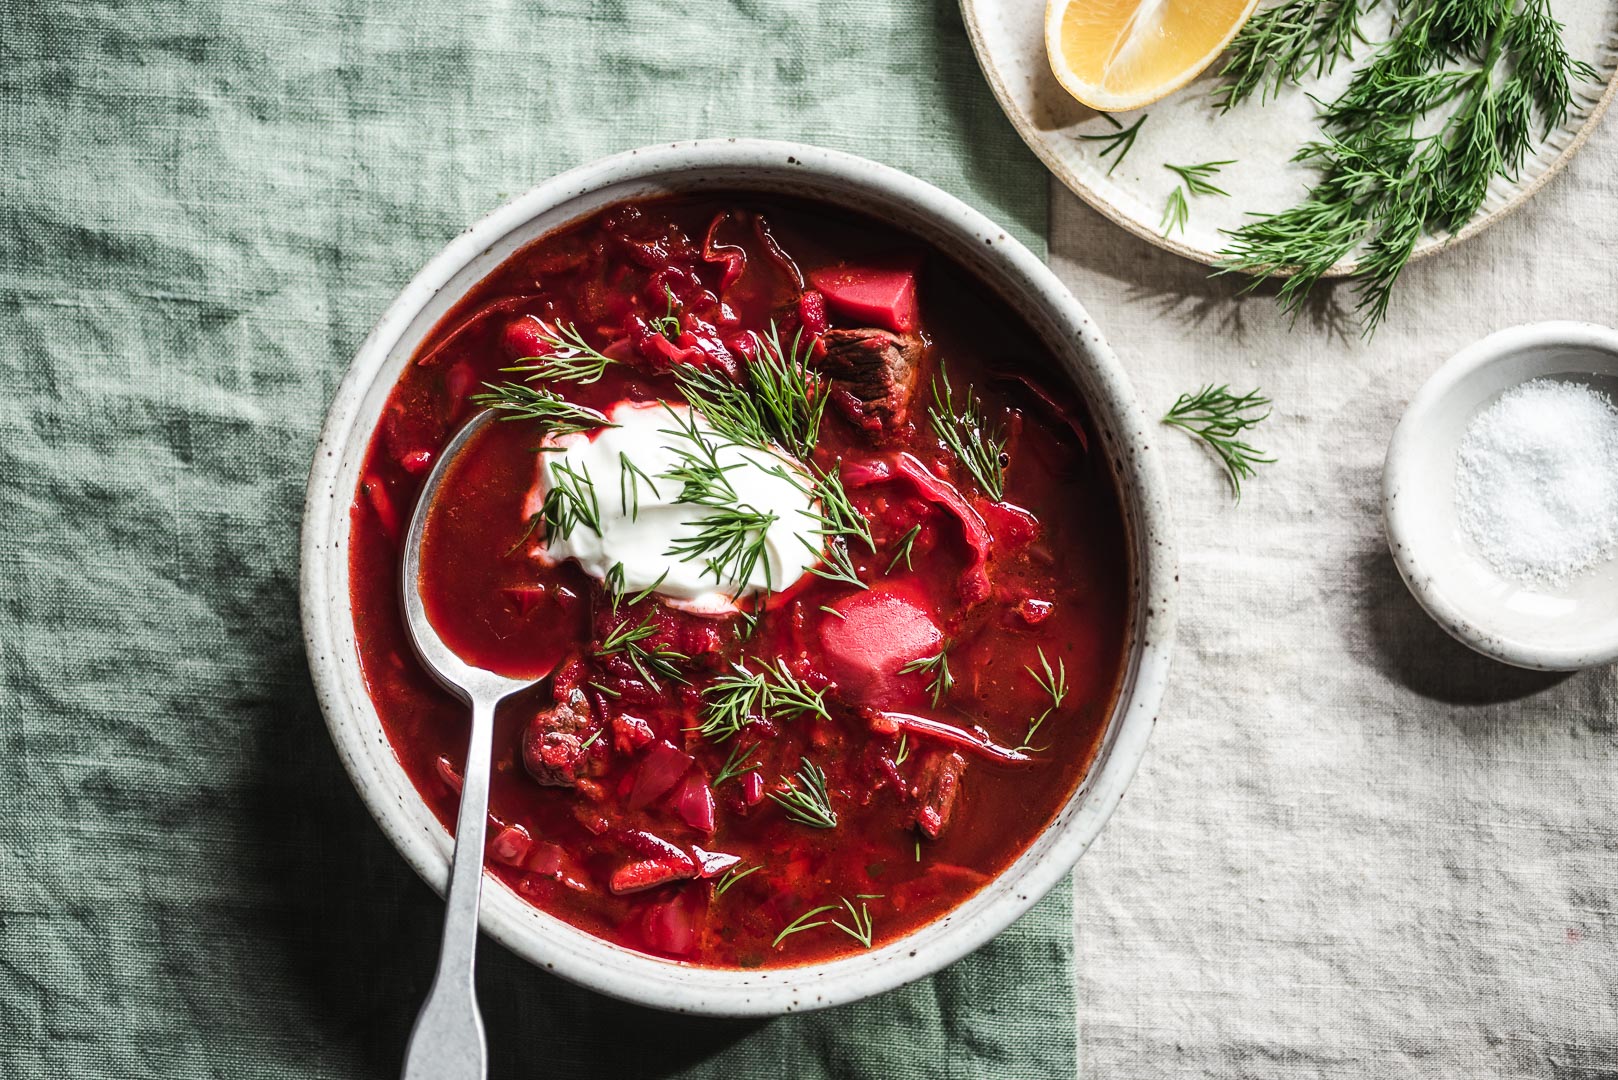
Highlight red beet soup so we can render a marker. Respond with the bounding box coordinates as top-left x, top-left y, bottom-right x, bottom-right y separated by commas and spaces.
349, 194, 1131, 967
